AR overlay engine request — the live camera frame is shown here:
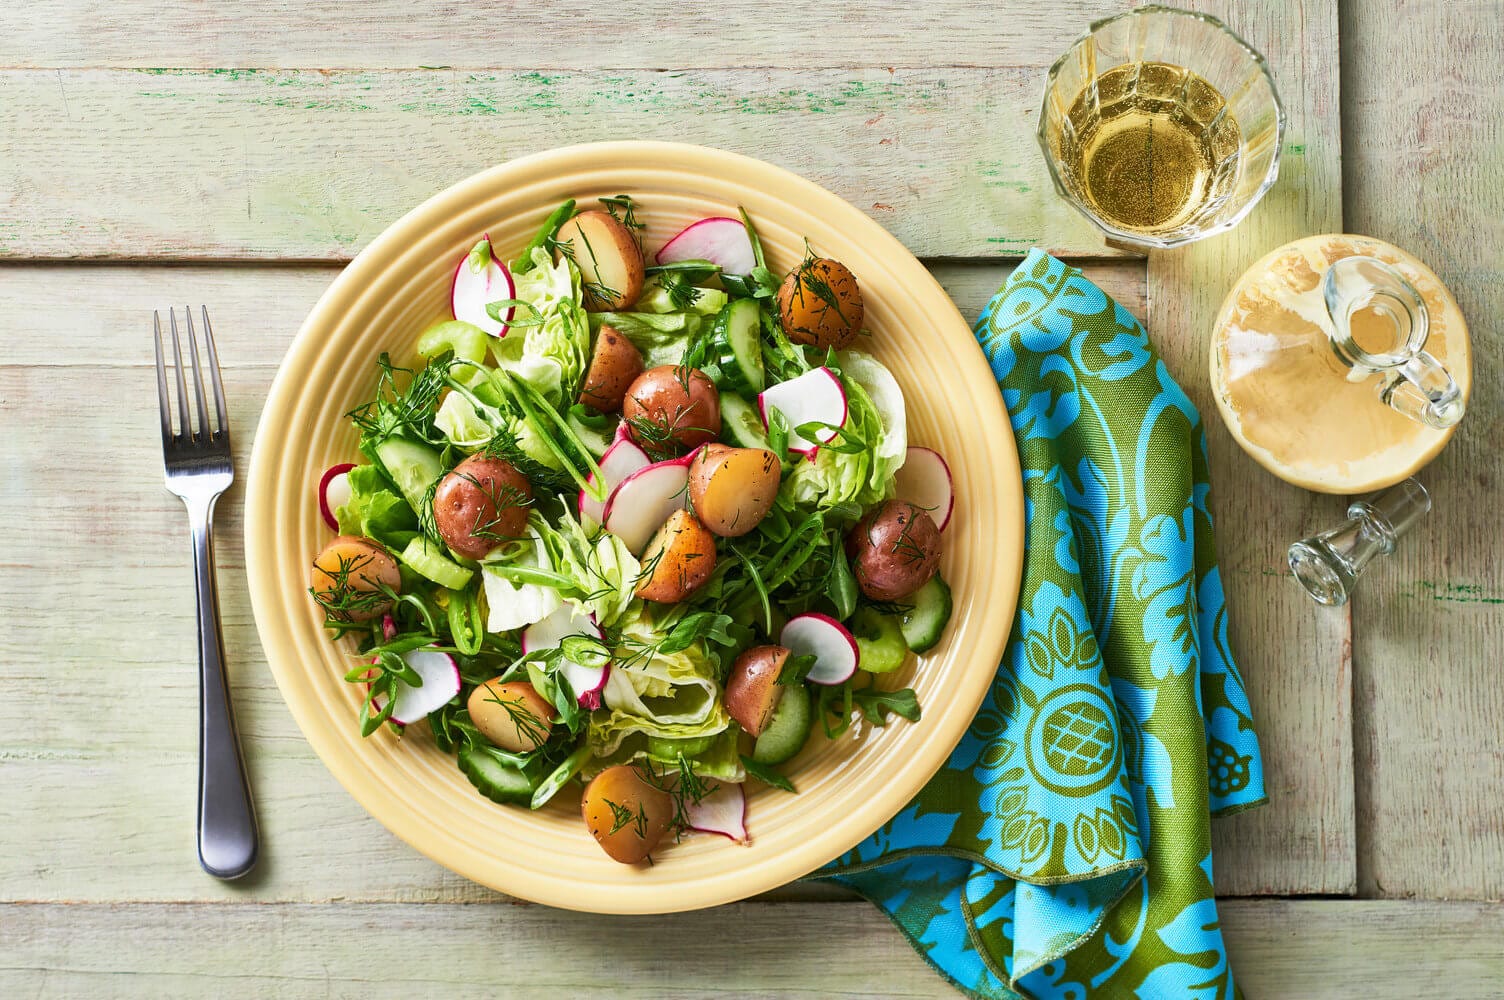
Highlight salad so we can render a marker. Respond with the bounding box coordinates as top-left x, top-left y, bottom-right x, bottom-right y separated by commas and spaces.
308, 197, 957, 864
